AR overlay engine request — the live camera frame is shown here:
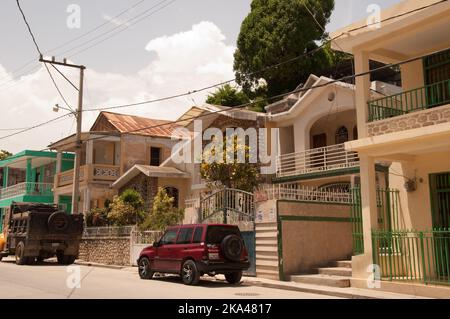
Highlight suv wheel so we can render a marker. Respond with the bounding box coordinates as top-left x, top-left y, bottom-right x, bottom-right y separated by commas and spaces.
138, 257, 154, 279
181, 260, 200, 285
225, 271, 242, 285
15, 241, 28, 265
